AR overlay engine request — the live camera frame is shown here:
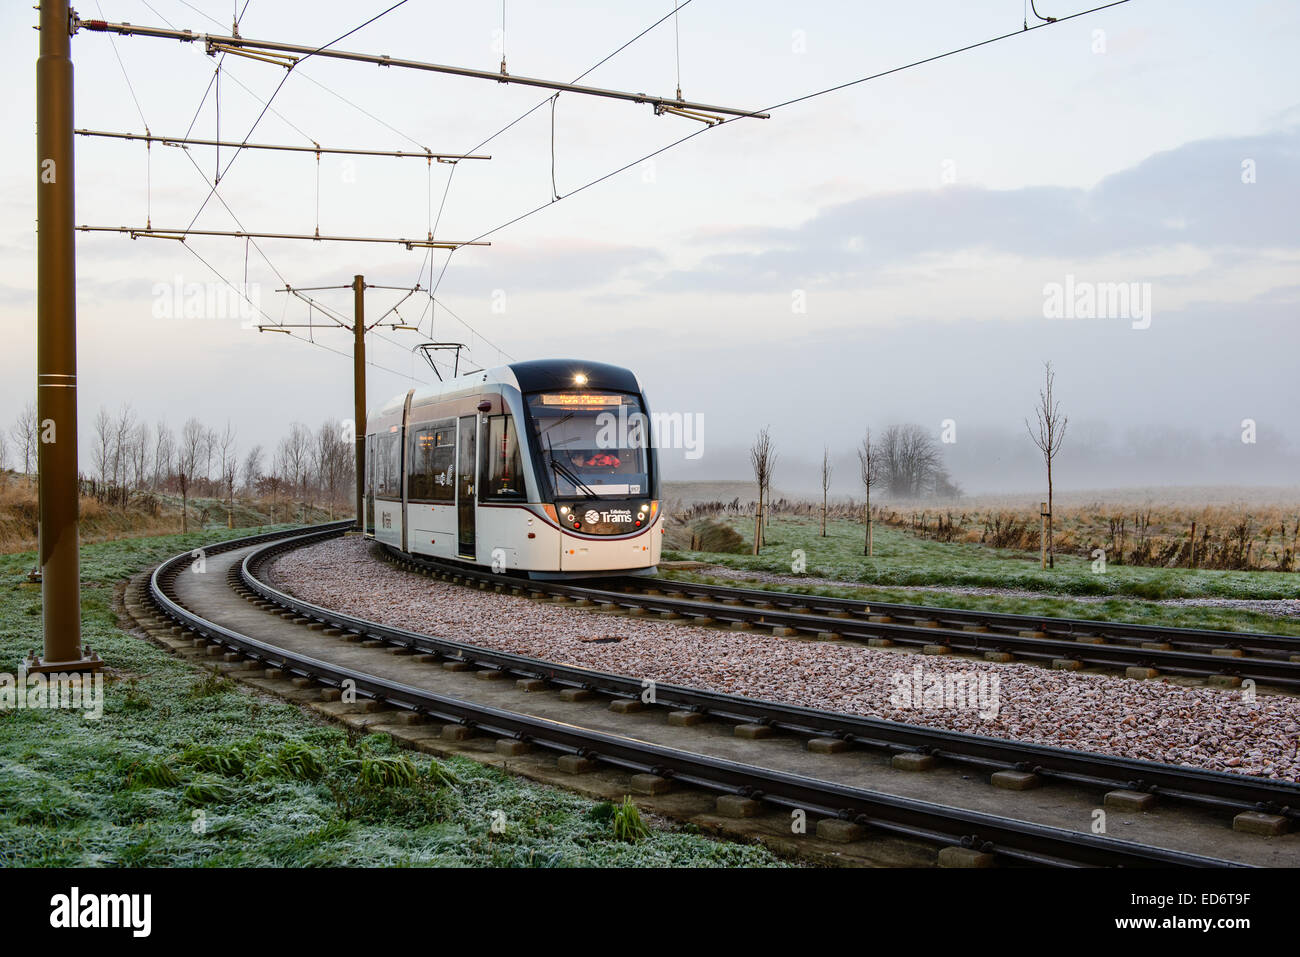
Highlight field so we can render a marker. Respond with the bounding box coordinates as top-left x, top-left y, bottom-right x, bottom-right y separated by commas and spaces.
0, 477, 341, 554
0, 529, 786, 867
660, 511, 1300, 636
